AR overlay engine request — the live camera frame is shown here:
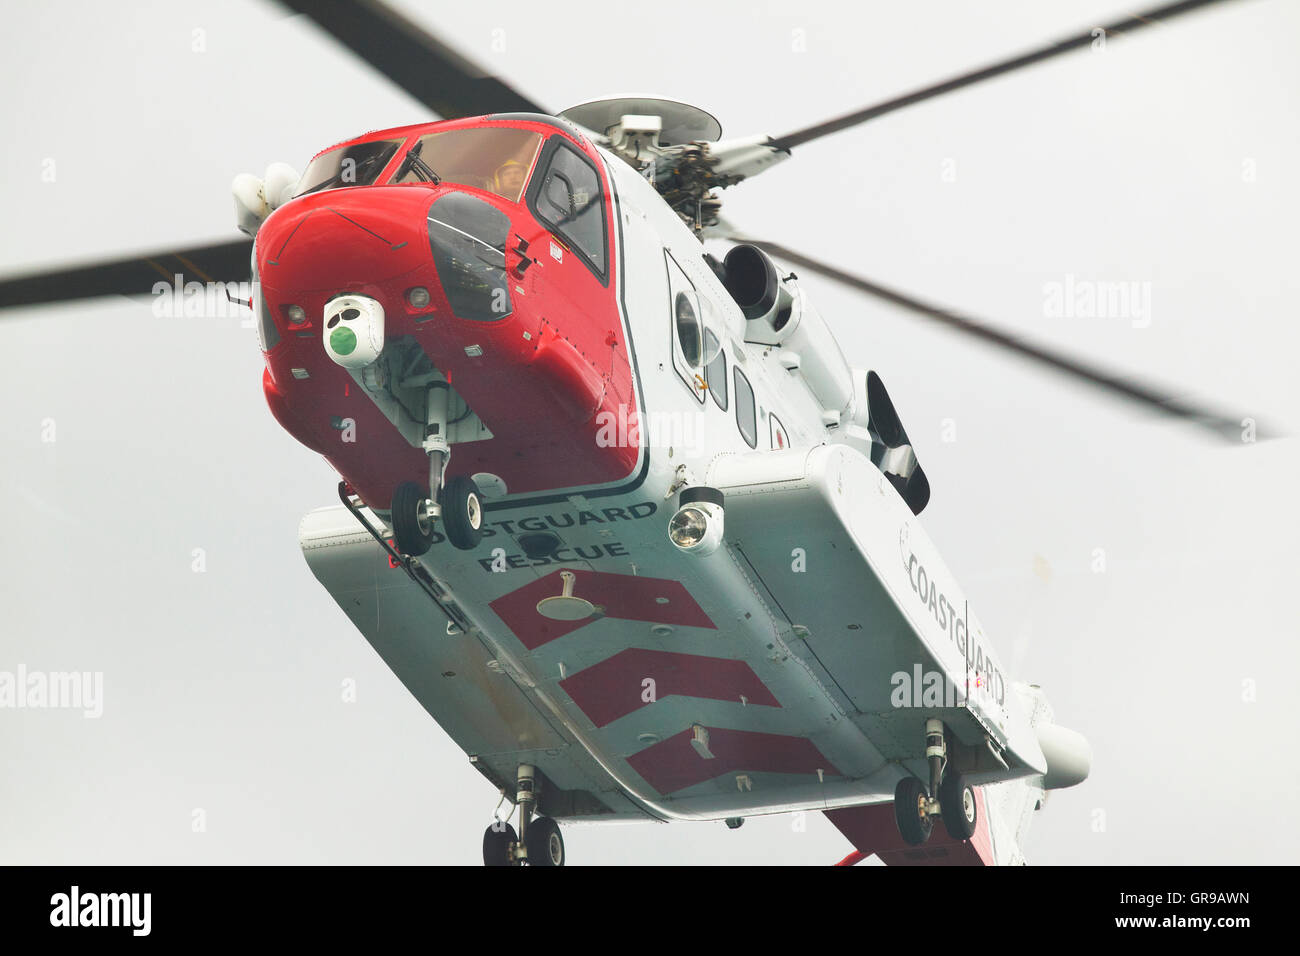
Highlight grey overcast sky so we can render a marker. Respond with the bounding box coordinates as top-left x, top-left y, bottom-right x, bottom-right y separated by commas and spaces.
1, 0, 1297, 865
